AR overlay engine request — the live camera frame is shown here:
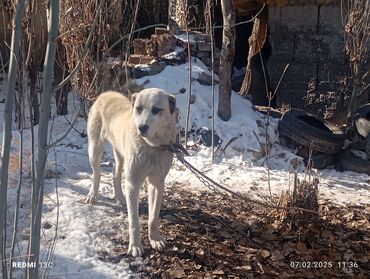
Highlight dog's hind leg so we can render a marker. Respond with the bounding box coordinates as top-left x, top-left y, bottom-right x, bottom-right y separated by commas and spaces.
147, 175, 167, 251
112, 149, 124, 205
82, 140, 104, 204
